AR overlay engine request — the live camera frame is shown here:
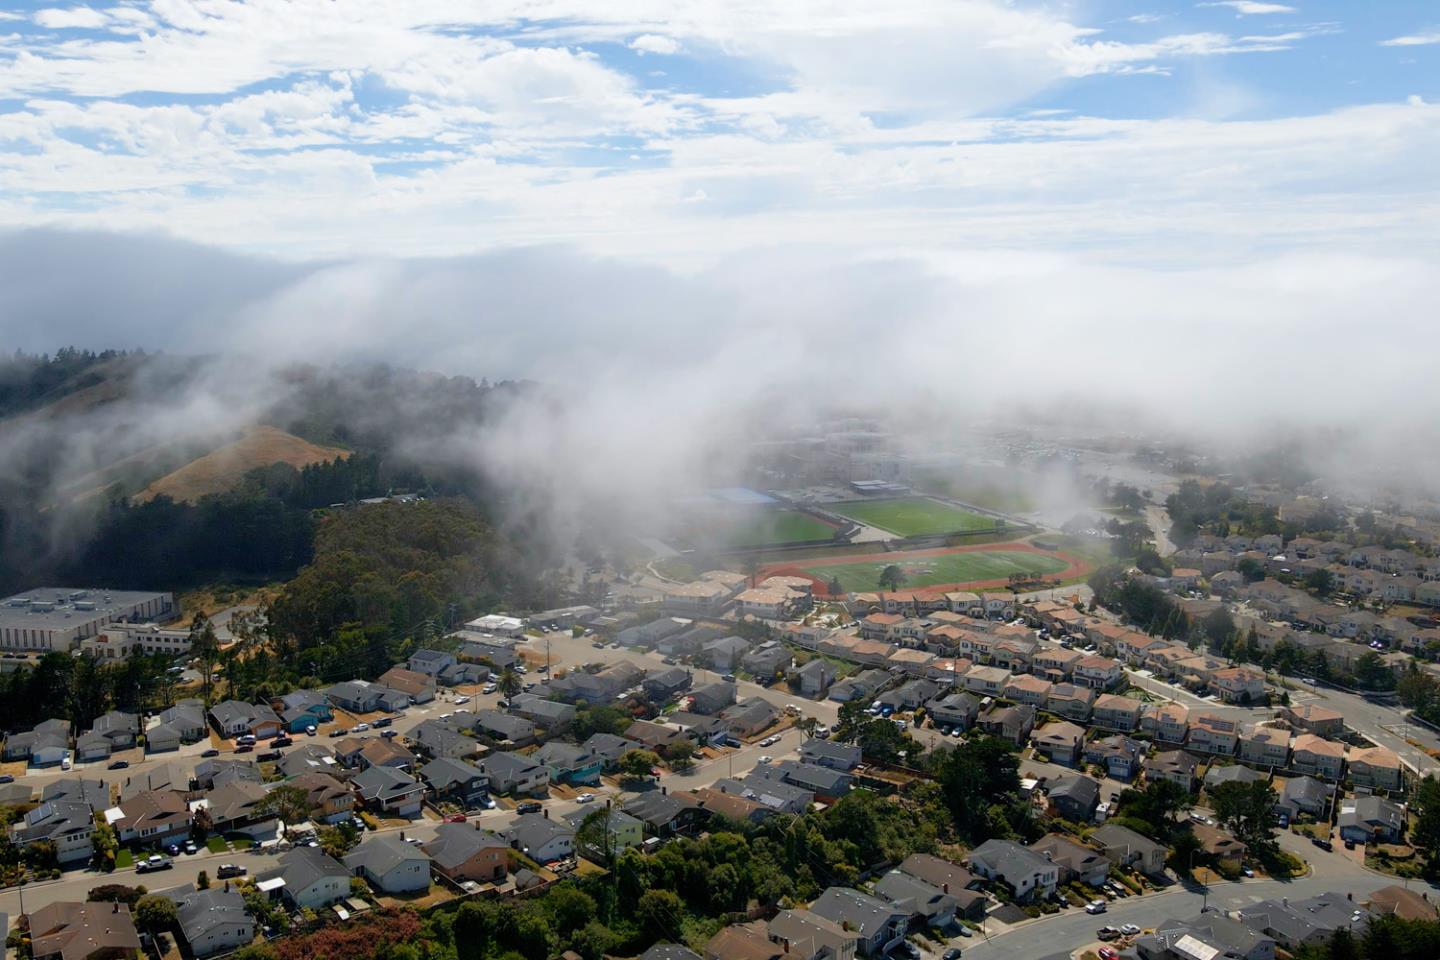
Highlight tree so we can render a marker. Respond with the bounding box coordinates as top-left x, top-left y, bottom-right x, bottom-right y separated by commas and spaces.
1398, 669, 1440, 714
91, 821, 118, 871
87, 884, 148, 906
1354, 651, 1396, 691
854, 718, 914, 765
797, 715, 820, 739
569, 920, 617, 960
189, 614, 221, 704
1304, 568, 1335, 596
665, 738, 696, 771
543, 884, 596, 932
1119, 778, 1191, 840
497, 667, 522, 699
1168, 827, 1203, 874
197, 869, 210, 890
826, 576, 844, 597
618, 749, 661, 783
257, 785, 312, 833
319, 822, 360, 860
1236, 558, 1266, 583
134, 894, 178, 935
1411, 775, 1440, 878
1211, 779, 1279, 855
636, 888, 685, 939
878, 565, 906, 593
